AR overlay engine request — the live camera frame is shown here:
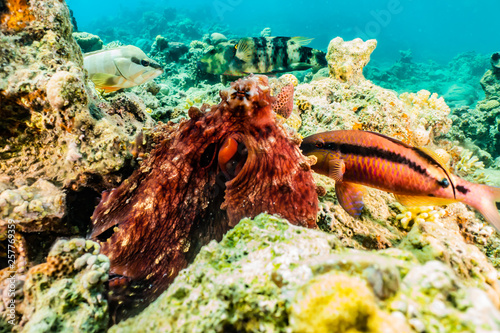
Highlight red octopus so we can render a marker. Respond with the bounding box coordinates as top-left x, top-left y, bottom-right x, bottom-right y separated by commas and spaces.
90, 75, 318, 320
